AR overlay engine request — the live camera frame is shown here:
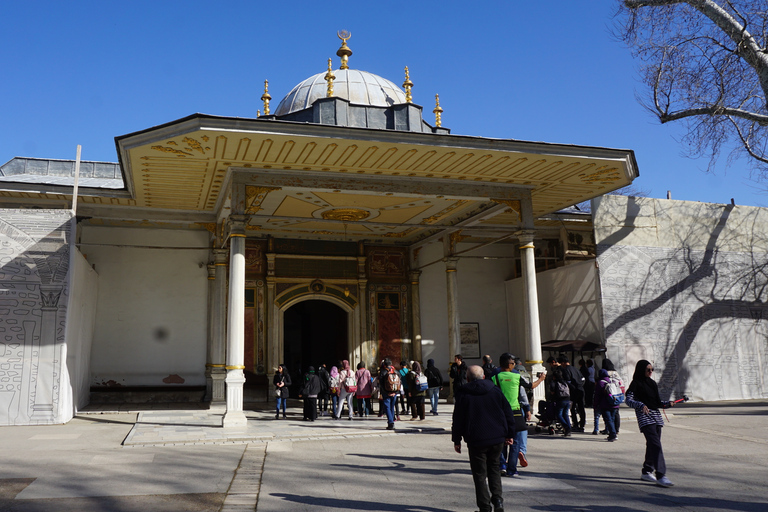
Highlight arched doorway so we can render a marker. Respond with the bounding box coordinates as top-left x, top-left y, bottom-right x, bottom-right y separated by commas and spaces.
283, 300, 348, 397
